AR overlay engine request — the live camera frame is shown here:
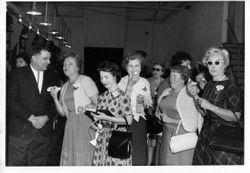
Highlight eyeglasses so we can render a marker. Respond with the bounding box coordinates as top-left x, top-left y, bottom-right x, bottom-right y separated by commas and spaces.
207, 61, 223, 66
152, 68, 161, 72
